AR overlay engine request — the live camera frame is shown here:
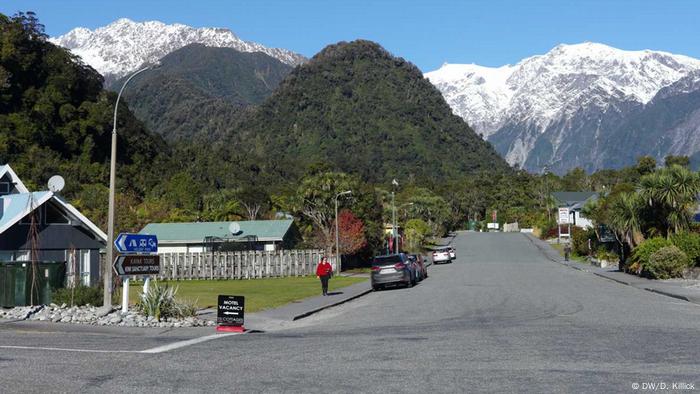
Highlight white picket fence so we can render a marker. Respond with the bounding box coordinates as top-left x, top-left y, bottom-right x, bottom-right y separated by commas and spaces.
156, 250, 328, 280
